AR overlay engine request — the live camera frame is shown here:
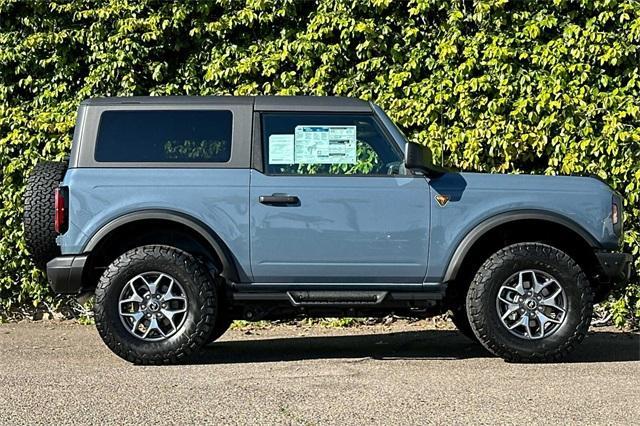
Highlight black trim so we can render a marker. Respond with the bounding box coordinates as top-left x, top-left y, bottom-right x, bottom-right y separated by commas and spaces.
231, 289, 445, 304
46, 255, 88, 294
251, 111, 263, 173
83, 210, 242, 282
254, 95, 370, 112
232, 283, 432, 292
443, 210, 602, 282
596, 252, 633, 283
